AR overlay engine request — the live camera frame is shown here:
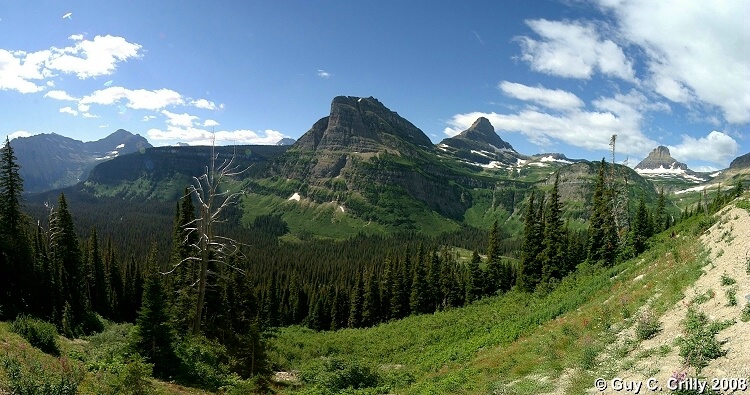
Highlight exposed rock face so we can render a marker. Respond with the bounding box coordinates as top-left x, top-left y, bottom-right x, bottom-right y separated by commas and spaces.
268, 96, 479, 223
295, 96, 432, 153
635, 146, 688, 170
443, 117, 514, 152
437, 117, 522, 166
11, 129, 151, 193
276, 138, 296, 146
730, 152, 750, 169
